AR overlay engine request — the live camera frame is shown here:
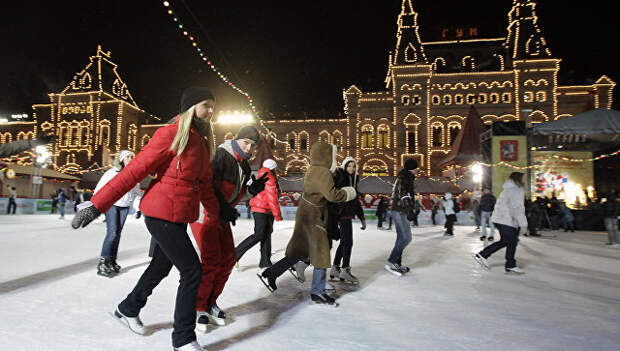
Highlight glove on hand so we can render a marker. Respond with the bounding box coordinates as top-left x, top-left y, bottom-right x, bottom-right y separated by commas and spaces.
220, 202, 240, 226
135, 211, 142, 219
248, 173, 268, 196
360, 219, 367, 230
33, 133, 56, 146
71, 202, 101, 229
